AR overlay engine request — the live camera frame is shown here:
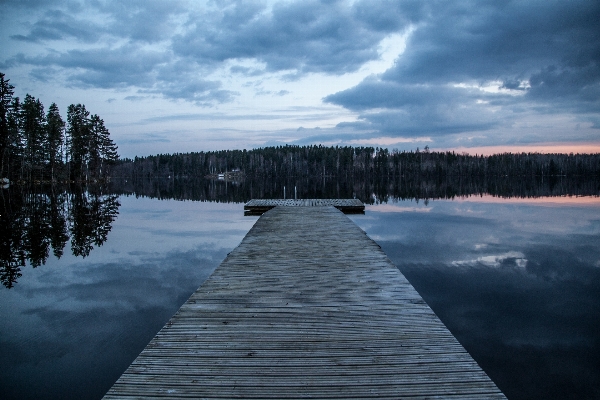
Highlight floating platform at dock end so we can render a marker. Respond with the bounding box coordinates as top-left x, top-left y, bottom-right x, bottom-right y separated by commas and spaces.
244, 198, 365, 215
